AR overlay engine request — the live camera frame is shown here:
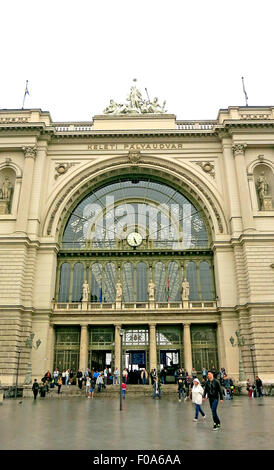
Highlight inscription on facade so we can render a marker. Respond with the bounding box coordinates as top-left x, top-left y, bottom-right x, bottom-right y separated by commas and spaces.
87, 143, 183, 151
